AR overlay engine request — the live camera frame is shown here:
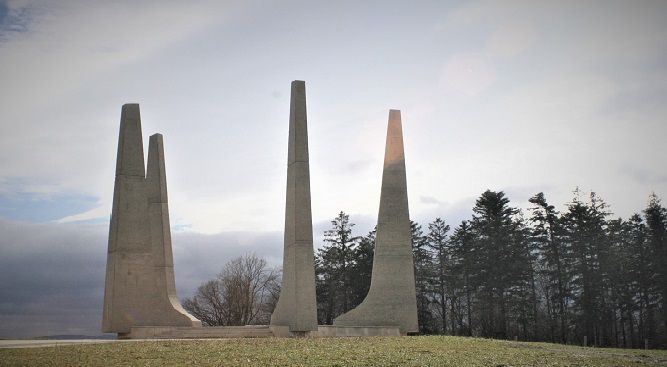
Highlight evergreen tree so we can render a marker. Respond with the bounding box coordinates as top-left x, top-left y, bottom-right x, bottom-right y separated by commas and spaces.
449, 220, 476, 336
561, 189, 610, 345
469, 190, 522, 339
528, 192, 570, 343
644, 194, 667, 347
350, 228, 375, 306
426, 218, 451, 334
412, 220, 435, 334
315, 212, 359, 324
607, 216, 640, 348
